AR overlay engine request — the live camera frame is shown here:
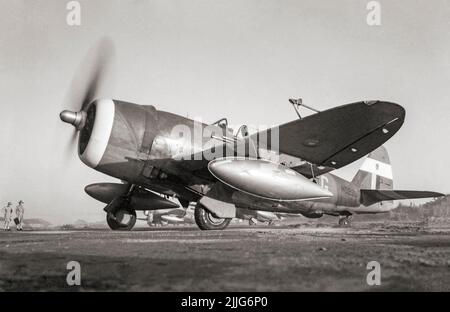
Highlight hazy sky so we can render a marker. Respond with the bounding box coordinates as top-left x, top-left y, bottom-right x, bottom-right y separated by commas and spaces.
1, 0, 449, 224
